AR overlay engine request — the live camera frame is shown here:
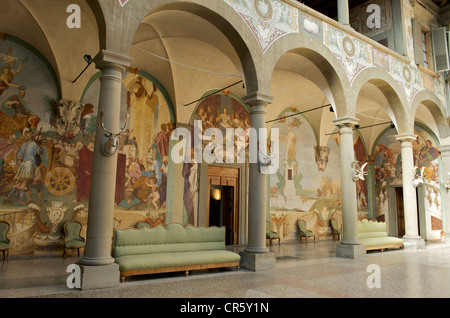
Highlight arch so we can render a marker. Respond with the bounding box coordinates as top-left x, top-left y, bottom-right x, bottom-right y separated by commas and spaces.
86, 0, 107, 51
410, 89, 449, 140
80, 70, 176, 123
351, 67, 409, 134
265, 32, 351, 119
99, 0, 260, 95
